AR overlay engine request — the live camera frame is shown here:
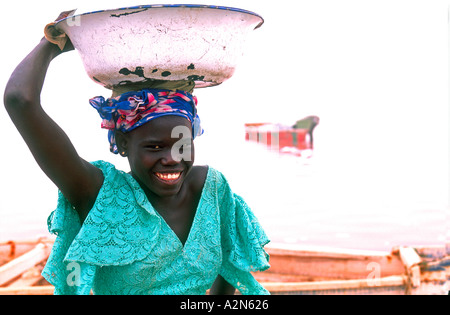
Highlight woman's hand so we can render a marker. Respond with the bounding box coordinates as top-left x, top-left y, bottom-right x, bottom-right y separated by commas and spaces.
44, 10, 76, 53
